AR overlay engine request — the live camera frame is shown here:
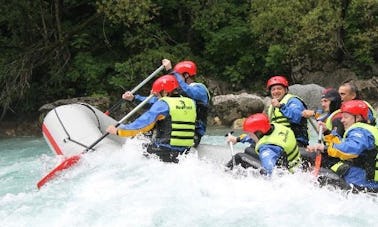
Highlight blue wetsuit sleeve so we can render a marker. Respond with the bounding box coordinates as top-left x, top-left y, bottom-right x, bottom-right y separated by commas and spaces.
333, 127, 376, 157
117, 100, 169, 137
172, 72, 208, 104
134, 94, 158, 104
238, 134, 255, 145
280, 97, 306, 123
257, 144, 284, 175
